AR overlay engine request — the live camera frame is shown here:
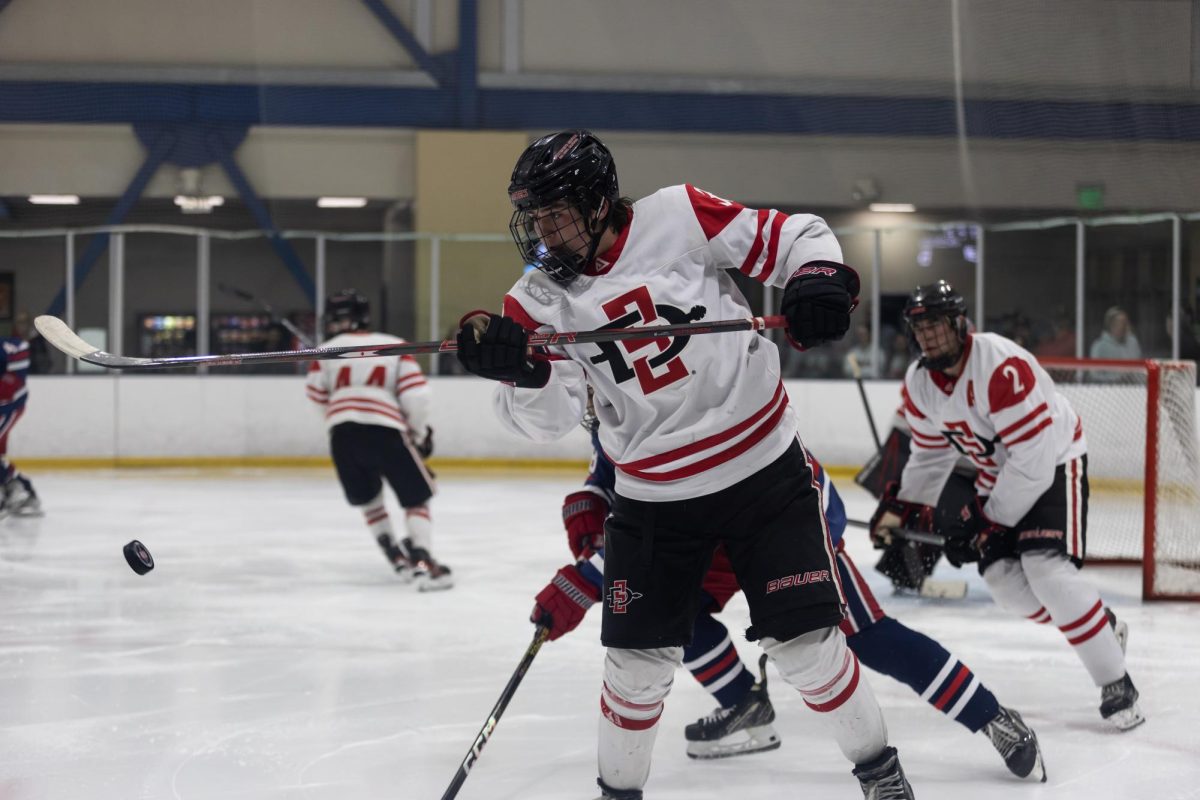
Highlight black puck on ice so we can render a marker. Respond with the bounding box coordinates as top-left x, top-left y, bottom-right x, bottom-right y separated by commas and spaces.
123, 540, 155, 575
